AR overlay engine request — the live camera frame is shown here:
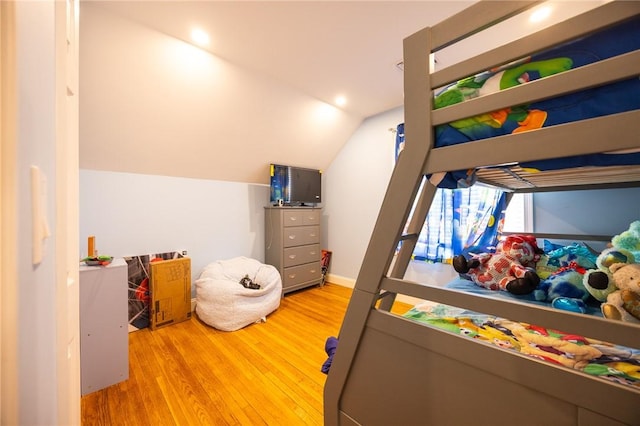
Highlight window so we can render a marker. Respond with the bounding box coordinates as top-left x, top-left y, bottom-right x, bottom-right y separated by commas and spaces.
407, 184, 508, 262
503, 192, 533, 233
395, 123, 531, 263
